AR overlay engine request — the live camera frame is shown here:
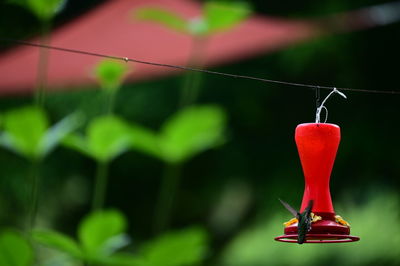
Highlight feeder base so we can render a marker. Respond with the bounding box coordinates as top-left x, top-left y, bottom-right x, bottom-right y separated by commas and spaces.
275, 213, 360, 243
275, 234, 360, 243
